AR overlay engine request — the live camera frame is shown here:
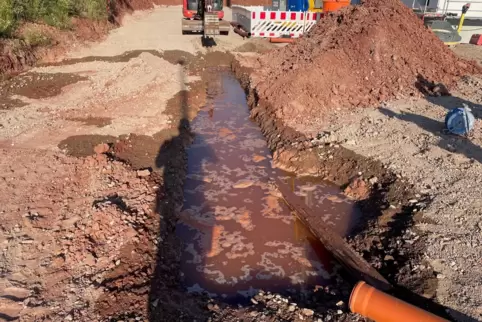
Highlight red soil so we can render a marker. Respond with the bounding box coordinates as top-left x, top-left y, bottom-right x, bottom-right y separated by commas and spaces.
256, 0, 481, 133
